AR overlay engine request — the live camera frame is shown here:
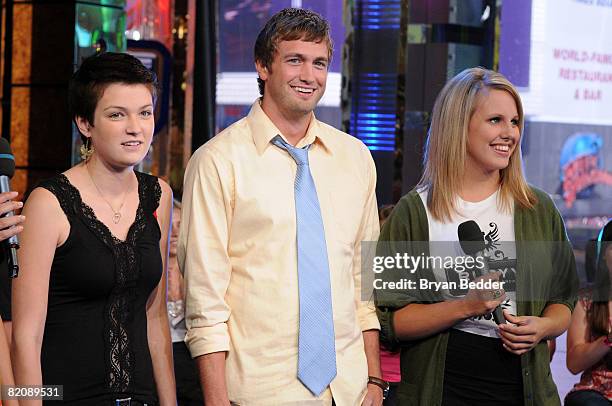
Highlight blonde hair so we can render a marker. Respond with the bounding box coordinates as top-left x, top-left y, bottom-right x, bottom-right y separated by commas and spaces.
417, 67, 537, 222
